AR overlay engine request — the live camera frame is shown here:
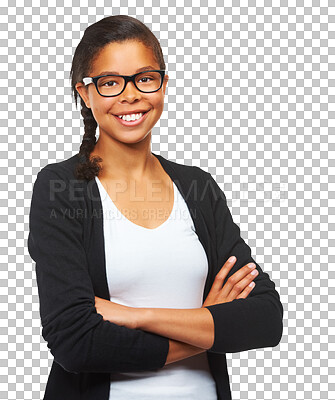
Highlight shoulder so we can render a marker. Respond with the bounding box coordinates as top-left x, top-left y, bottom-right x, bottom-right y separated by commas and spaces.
37, 153, 81, 181
153, 152, 209, 181
32, 154, 87, 208
153, 153, 220, 206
